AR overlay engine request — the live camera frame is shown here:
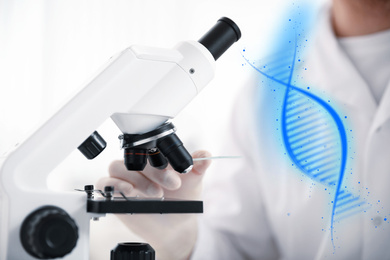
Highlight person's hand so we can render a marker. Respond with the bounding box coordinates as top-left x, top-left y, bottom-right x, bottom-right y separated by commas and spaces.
96, 150, 212, 260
